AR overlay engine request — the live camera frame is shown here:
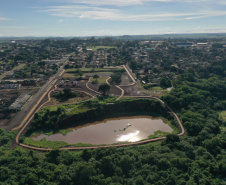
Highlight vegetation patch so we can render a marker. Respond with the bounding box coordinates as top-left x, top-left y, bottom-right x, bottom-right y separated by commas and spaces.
26, 128, 73, 138
86, 46, 117, 51
22, 137, 95, 149
98, 76, 109, 84
66, 68, 120, 73
52, 88, 78, 101
148, 130, 170, 139
219, 111, 226, 122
